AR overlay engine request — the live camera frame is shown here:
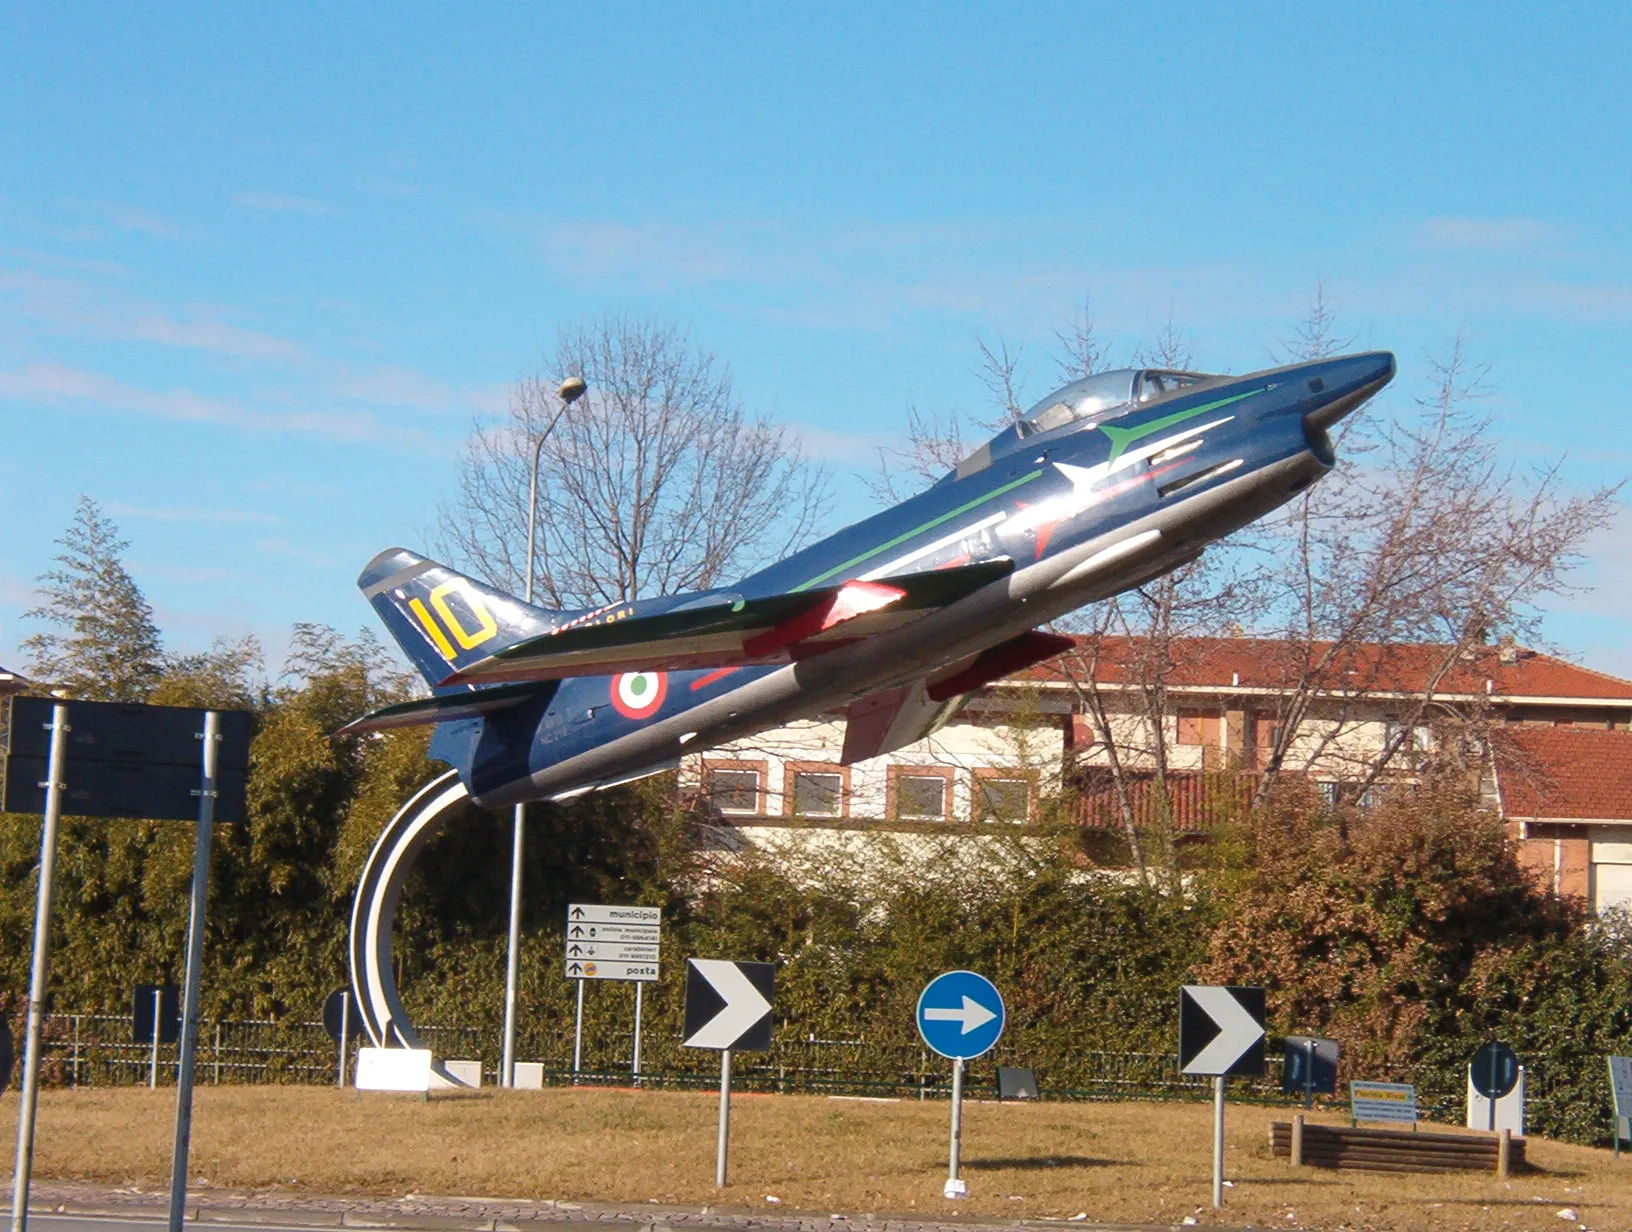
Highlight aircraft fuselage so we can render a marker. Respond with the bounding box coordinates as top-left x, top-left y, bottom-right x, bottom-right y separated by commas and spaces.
421, 352, 1394, 808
